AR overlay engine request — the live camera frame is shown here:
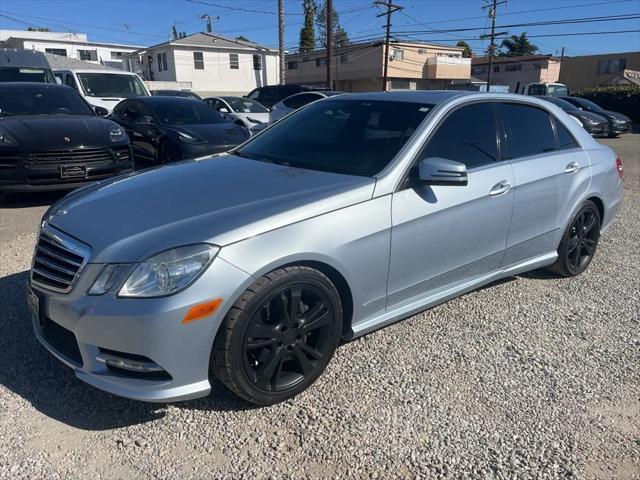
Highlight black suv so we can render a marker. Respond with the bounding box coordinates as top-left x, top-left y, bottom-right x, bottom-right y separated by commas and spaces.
0, 83, 133, 200
246, 84, 330, 109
